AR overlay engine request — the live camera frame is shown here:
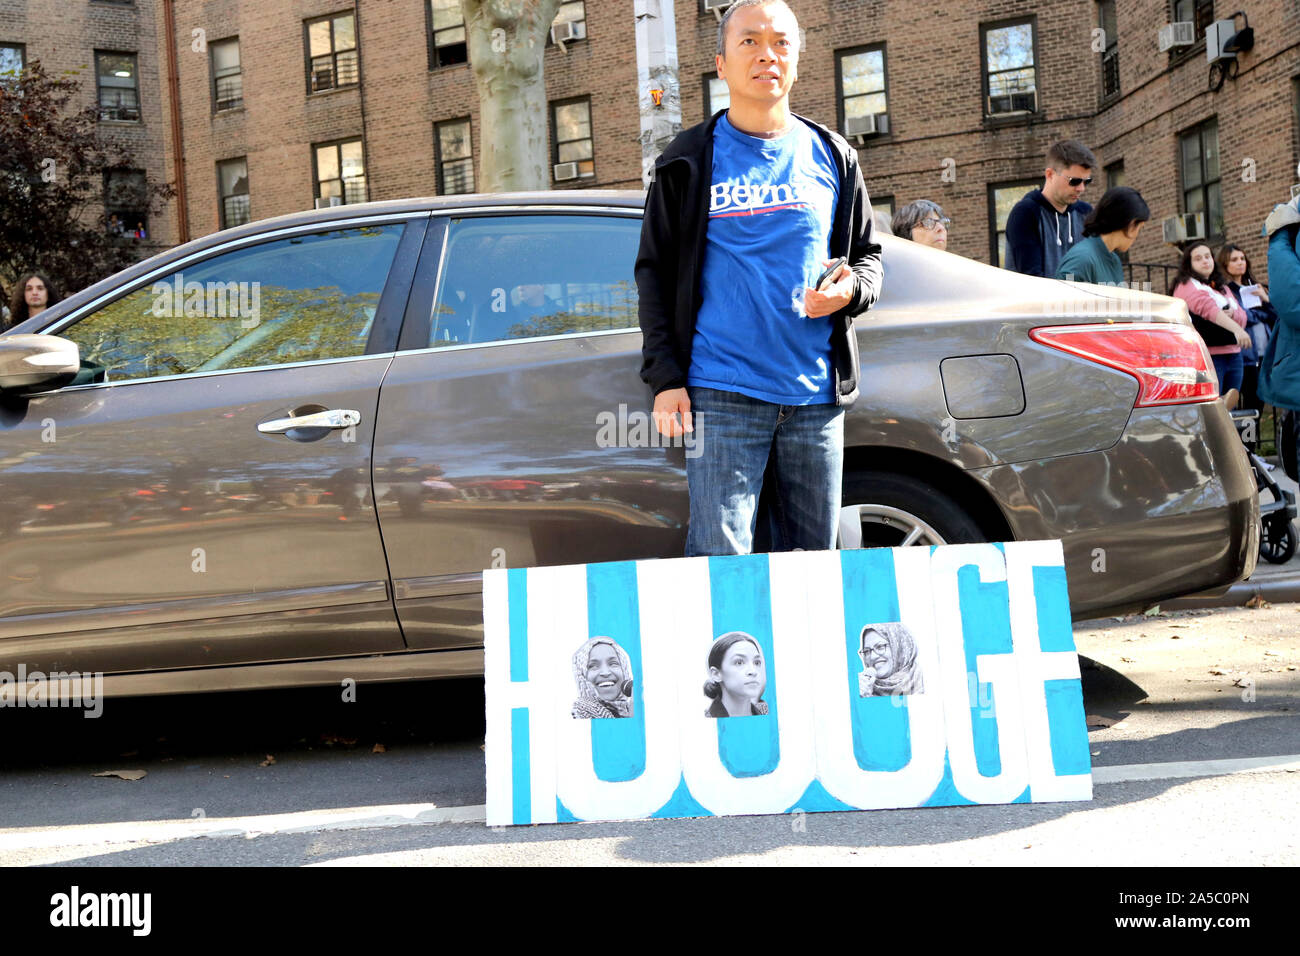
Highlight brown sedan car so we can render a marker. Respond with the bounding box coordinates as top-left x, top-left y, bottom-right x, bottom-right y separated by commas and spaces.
0, 192, 1257, 696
